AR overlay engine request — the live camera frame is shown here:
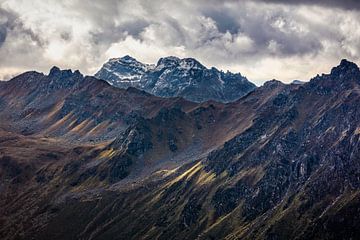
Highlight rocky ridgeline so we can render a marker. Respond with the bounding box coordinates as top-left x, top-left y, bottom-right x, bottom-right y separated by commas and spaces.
95, 55, 256, 103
